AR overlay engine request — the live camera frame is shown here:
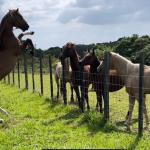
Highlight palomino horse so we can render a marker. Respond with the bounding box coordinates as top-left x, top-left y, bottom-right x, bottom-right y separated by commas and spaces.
59, 42, 91, 112
98, 52, 149, 130
79, 49, 124, 113
0, 9, 34, 123
55, 58, 74, 103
